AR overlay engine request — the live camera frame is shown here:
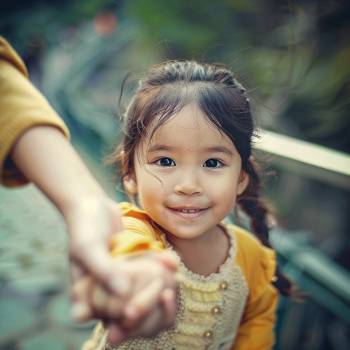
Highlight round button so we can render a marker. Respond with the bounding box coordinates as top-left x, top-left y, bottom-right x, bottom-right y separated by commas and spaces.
203, 330, 214, 339
211, 305, 222, 315
219, 281, 228, 290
